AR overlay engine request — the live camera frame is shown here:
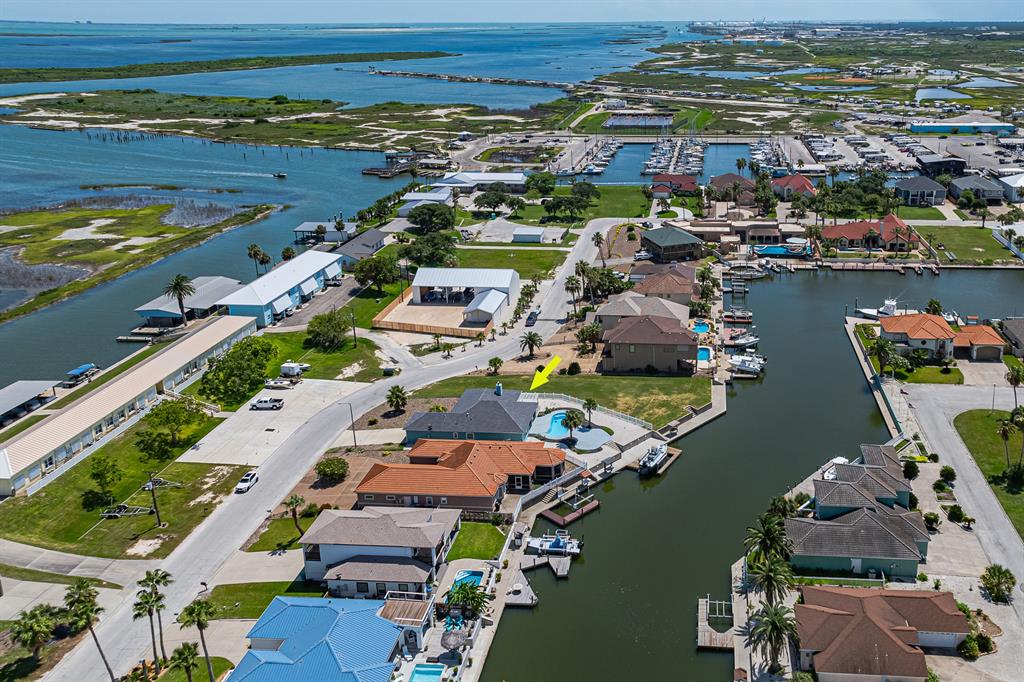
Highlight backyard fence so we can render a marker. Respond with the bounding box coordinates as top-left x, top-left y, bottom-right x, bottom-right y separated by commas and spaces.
370, 286, 494, 339
522, 392, 654, 430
